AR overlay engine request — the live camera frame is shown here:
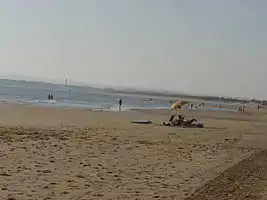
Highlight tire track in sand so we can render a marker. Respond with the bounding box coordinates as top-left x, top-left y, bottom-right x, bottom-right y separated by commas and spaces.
185, 150, 267, 200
